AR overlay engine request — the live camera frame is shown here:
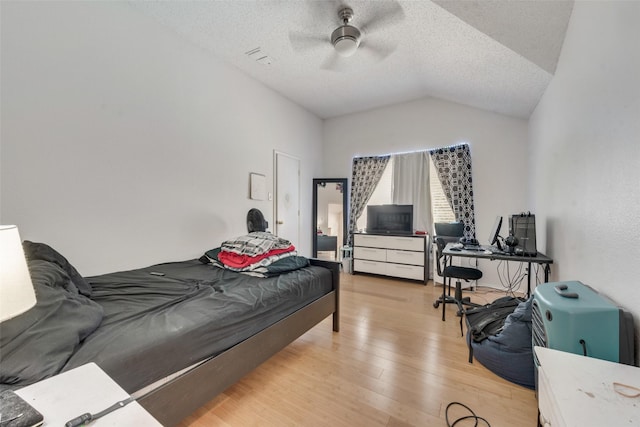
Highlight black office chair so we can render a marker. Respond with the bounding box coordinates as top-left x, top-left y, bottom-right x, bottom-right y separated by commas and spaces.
433, 236, 483, 335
